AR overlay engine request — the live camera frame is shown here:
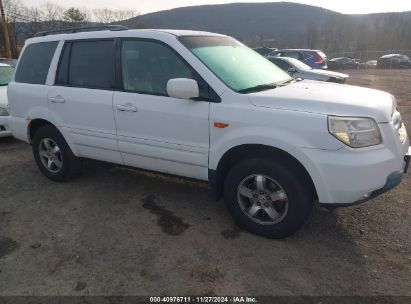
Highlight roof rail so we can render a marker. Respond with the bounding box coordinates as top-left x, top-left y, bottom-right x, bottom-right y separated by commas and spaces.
34, 25, 128, 37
